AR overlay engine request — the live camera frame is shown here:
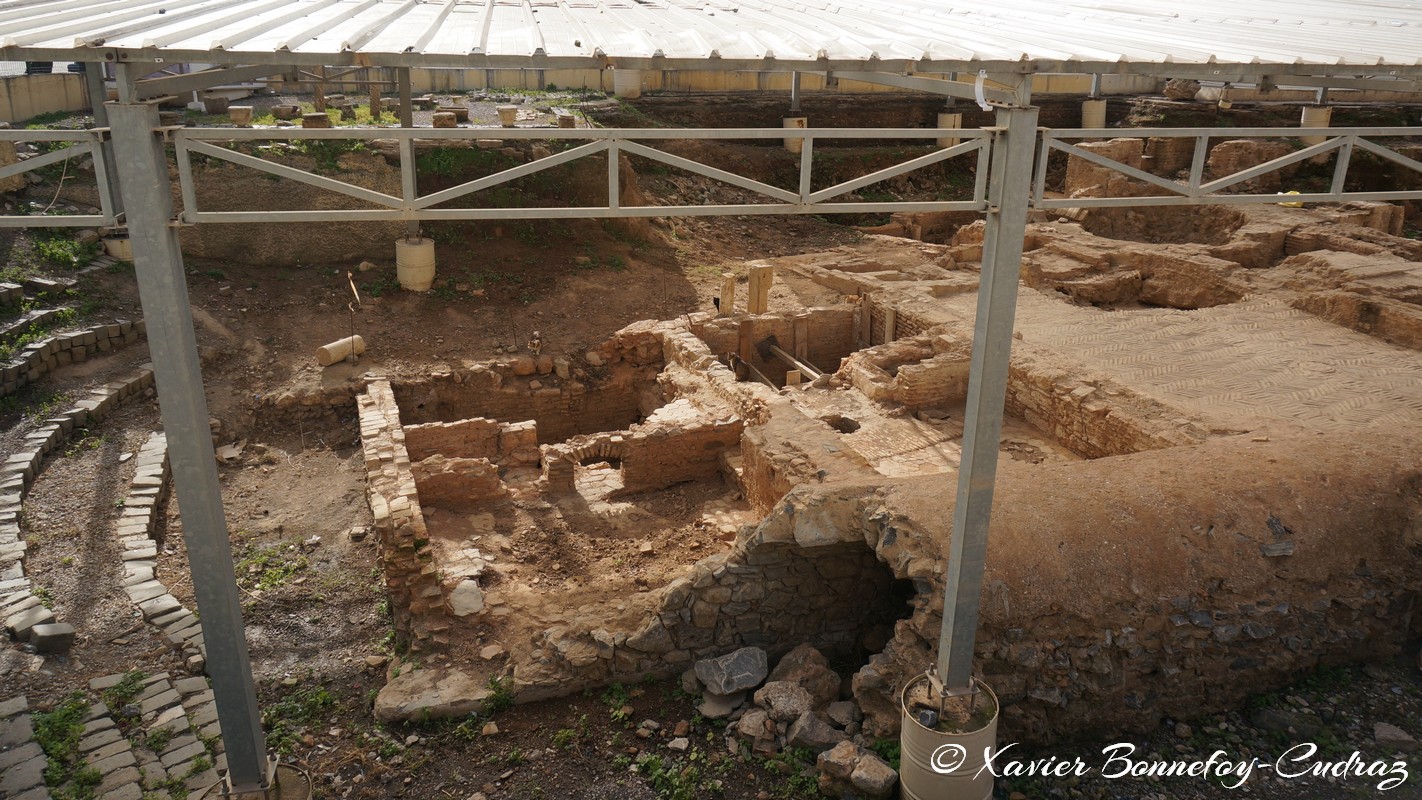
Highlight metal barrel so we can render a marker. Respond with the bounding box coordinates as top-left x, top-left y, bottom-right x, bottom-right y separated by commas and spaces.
899, 674, 999, 800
